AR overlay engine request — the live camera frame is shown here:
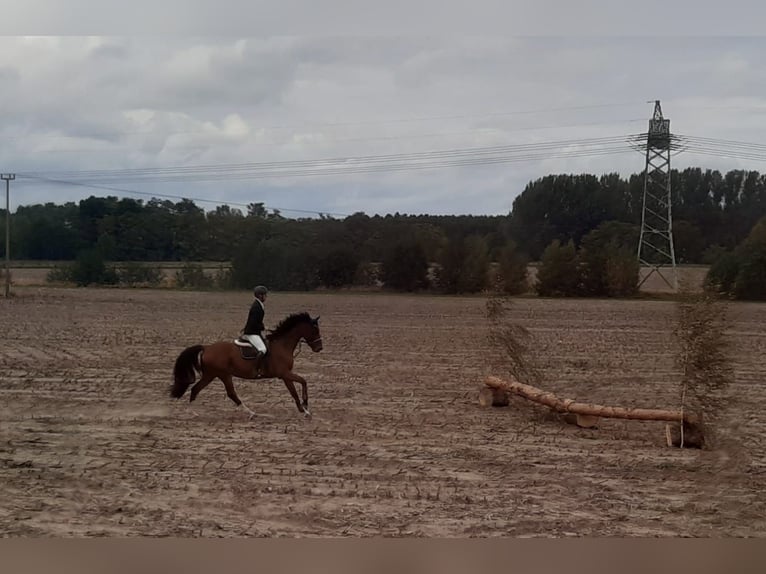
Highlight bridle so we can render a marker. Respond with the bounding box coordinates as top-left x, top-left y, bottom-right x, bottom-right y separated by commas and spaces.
294, 335, 323, 358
